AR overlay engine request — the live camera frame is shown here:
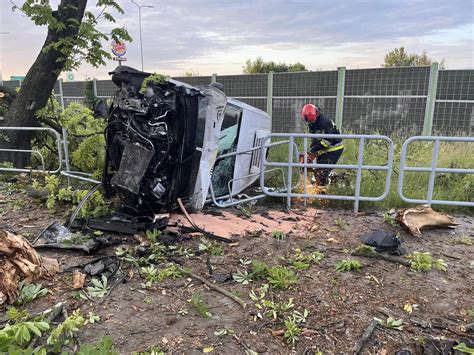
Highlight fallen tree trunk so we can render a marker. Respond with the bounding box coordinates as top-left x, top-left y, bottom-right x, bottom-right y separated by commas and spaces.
351, 252, 412, 268
0, 230, 59, 305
